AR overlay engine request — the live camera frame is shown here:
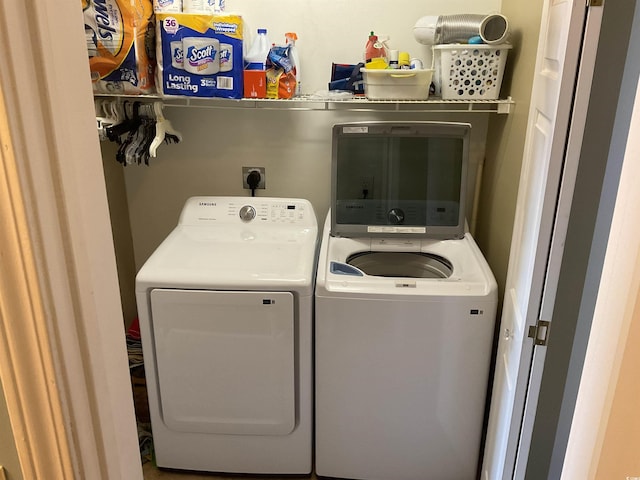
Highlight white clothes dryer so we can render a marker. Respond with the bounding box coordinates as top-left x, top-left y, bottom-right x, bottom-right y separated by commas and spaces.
136, 196, 317, 474
315, 122, 498, 480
